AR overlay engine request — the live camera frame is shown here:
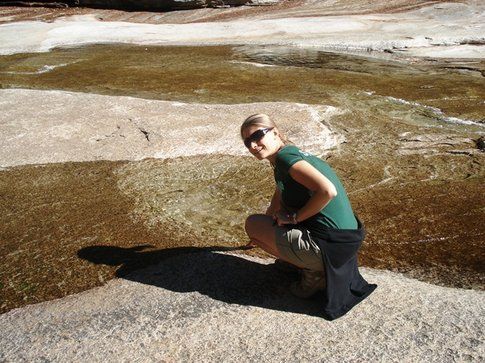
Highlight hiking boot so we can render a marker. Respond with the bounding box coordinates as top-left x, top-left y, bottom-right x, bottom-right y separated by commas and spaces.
273, 258, 301, 273
290, 268, 326, 299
